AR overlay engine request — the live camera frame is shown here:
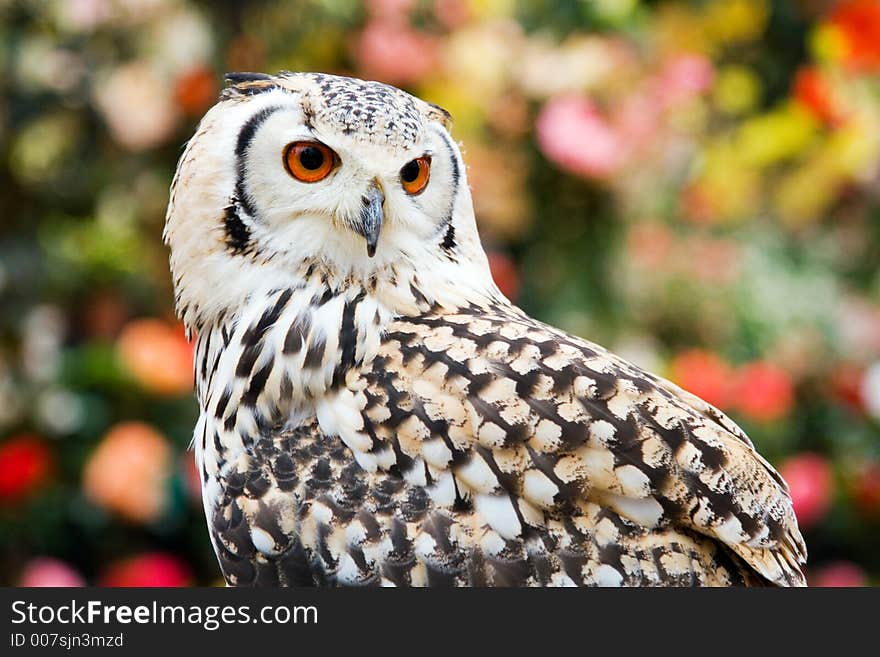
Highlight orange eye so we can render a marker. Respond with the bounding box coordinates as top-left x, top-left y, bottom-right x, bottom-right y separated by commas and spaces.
283, 141, 335, 183
400, 156, 431, 195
